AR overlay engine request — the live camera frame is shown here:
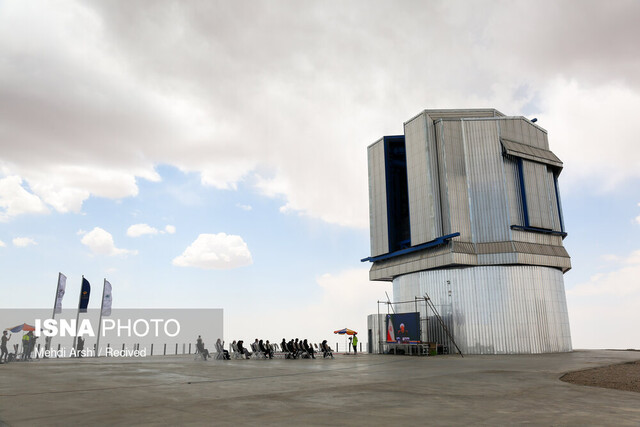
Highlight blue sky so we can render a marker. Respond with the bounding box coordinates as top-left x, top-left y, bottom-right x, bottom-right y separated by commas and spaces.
1, 0, 639, 349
